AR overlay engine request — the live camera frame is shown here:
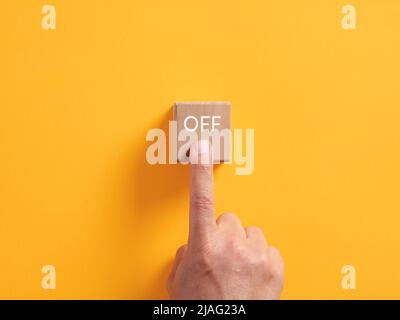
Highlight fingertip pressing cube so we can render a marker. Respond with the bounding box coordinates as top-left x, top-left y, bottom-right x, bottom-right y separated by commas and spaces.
173, 102, 231, 163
